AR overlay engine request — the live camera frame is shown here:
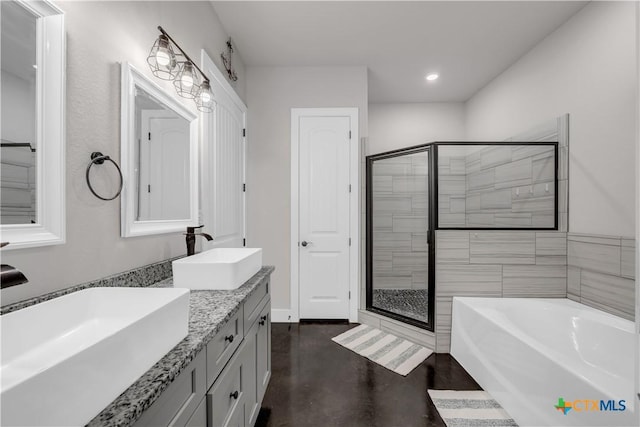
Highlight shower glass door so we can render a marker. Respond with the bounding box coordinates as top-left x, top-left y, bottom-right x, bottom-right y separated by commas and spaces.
366, 145, 434, 330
